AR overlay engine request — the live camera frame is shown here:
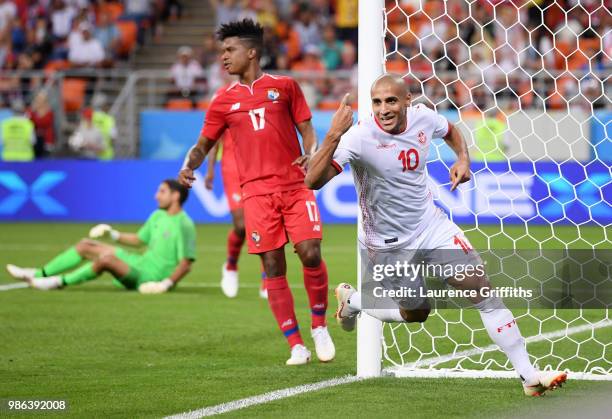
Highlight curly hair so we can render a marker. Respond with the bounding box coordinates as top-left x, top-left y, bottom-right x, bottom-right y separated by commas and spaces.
216, 18, 264, 56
